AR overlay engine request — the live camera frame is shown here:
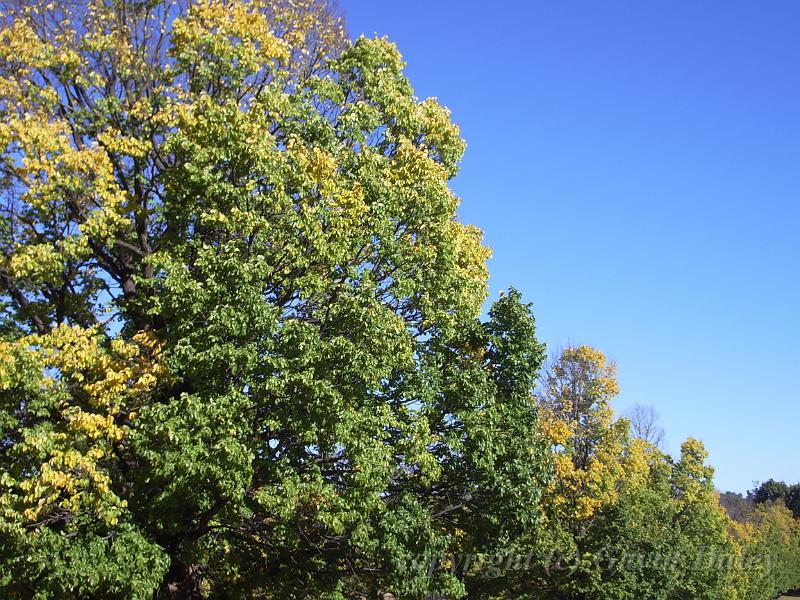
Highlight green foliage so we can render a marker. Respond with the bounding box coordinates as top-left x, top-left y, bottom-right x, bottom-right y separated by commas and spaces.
732, 480, 800, 600
753, 479, 791, 505
0, 1, 546, 598
753, 479, 800, 520
1, 1, 799, 599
